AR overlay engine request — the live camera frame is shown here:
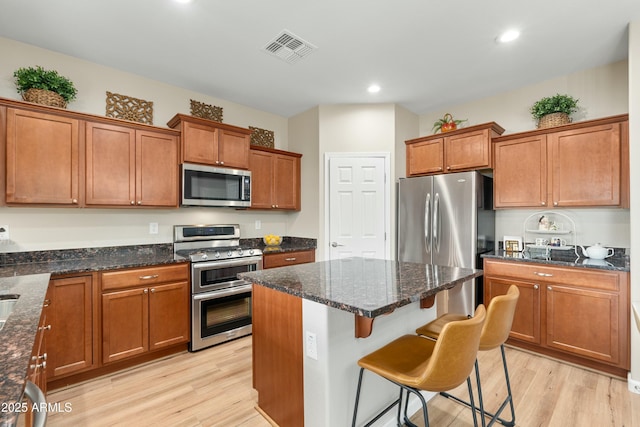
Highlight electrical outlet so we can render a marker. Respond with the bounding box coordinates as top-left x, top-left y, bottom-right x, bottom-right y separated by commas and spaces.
0, 225, 9, 240
149, 222, 159, 234
255, 220, 261, 230
305, 331, 318, 360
